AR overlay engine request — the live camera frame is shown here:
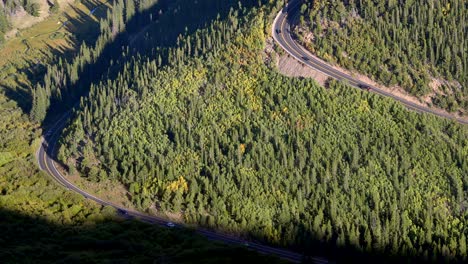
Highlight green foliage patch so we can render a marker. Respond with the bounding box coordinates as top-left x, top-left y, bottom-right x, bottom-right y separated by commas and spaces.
0, 92, 281, 264
56, 1, 468, 262
296, 0, 467, 113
